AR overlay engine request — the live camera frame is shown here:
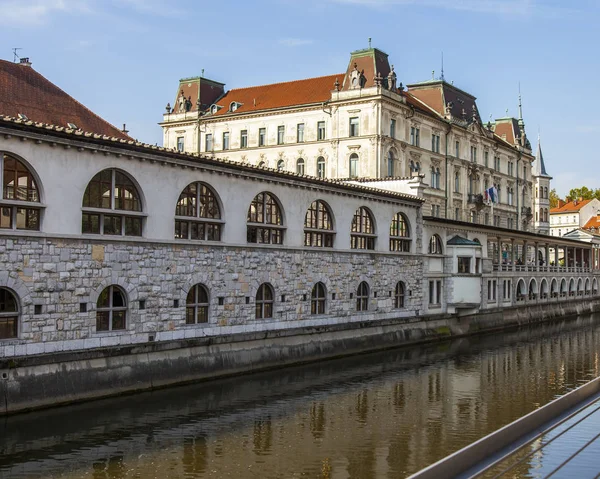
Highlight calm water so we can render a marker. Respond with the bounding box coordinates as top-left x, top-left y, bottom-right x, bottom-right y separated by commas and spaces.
1, 315, 600, 479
